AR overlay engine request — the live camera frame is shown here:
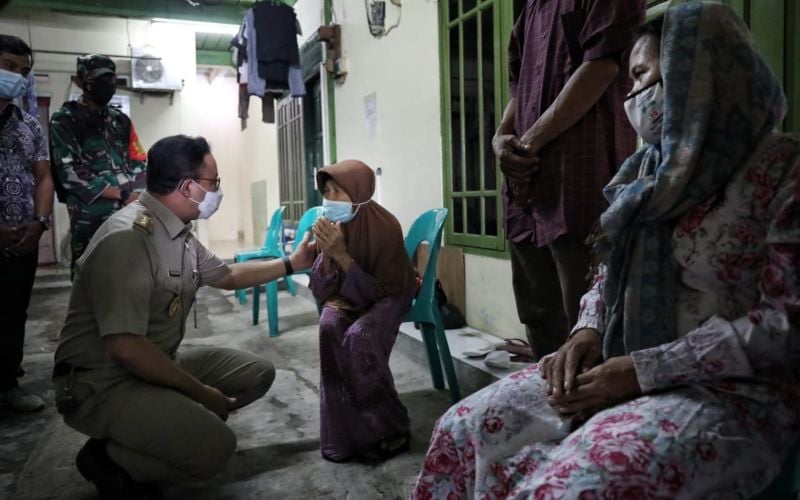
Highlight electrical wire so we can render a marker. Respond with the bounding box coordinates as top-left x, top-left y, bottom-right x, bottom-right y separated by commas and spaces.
383, 2, 402, 36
